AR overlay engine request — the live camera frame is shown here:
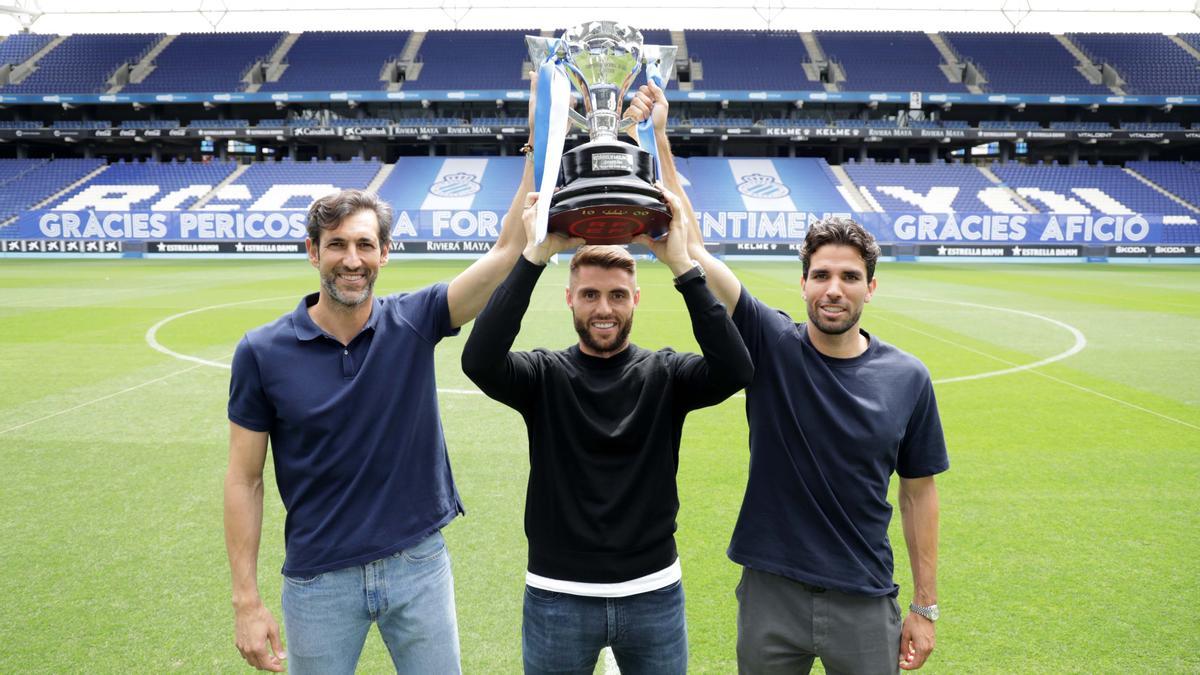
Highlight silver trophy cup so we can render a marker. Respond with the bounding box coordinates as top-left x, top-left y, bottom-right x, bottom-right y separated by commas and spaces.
527, 22, 678, 244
